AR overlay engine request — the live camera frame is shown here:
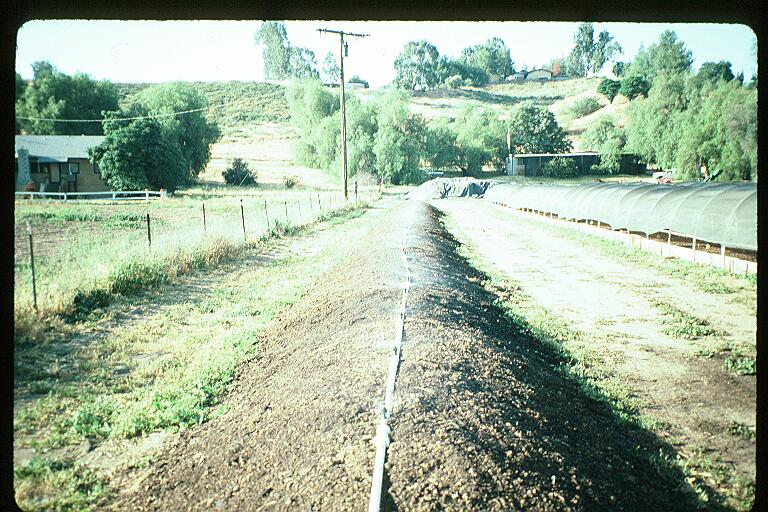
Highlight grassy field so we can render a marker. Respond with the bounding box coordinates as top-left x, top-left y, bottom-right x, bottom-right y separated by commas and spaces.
13, 189, 388, 511
14, 183, 380, 337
